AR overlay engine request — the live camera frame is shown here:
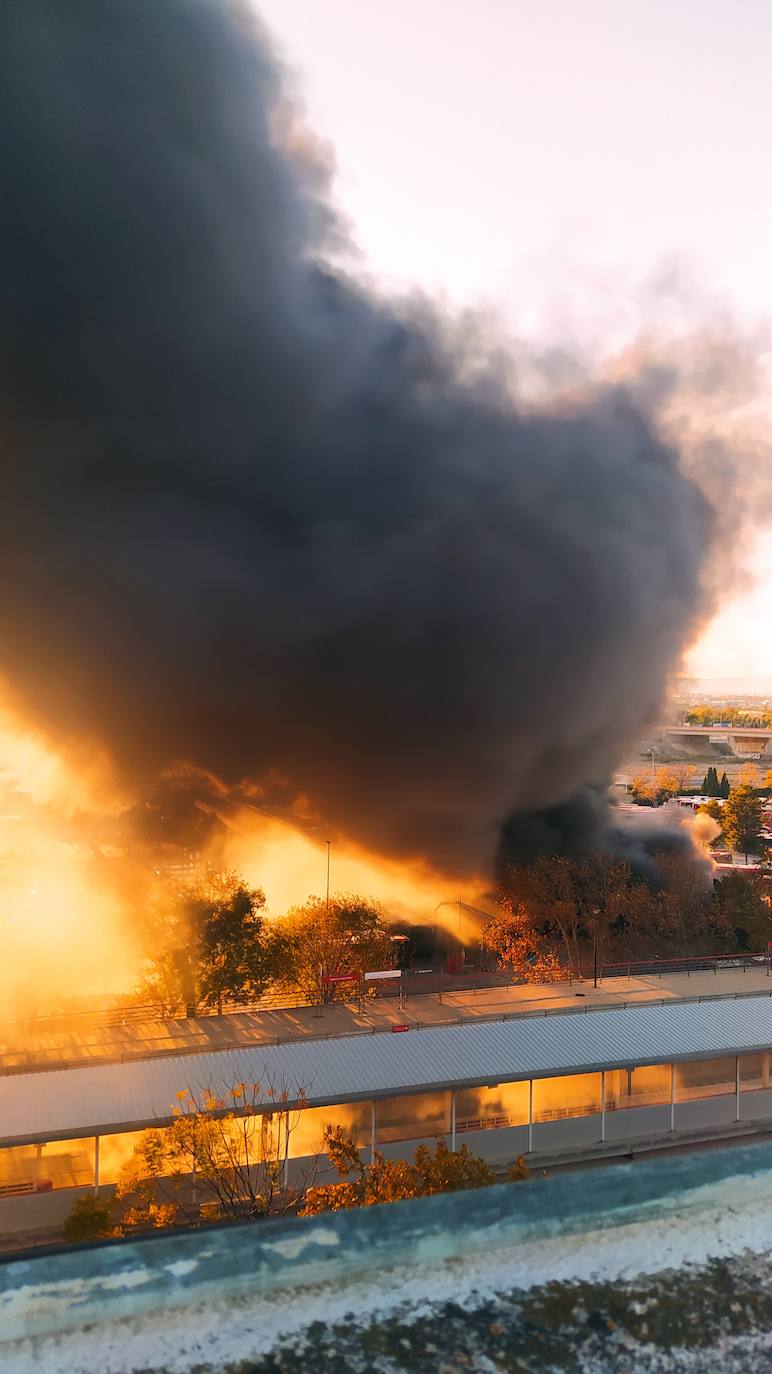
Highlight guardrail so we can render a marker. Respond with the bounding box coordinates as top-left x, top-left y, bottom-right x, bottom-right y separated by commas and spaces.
600, 953, 767, 979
